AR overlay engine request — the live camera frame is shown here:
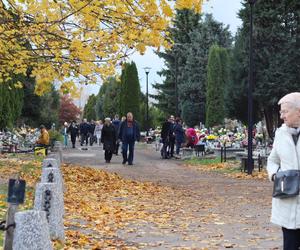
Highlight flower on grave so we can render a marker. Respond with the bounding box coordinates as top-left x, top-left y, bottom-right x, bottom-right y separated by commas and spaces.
255, 133, 264, 139
206, 134, 217, 140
